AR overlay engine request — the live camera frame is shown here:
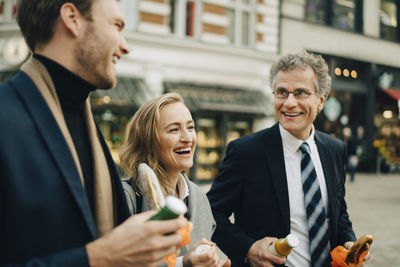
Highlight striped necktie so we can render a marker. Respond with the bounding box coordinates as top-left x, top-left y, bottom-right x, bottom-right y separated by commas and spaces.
300, 142, 330, 267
